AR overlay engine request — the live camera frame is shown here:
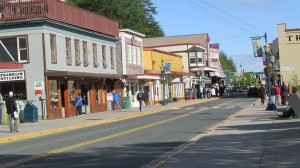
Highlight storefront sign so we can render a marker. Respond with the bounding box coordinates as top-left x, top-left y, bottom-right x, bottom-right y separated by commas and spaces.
34, 81, 44, 95
0, 70, 25, 81
286, 33, 300, 44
